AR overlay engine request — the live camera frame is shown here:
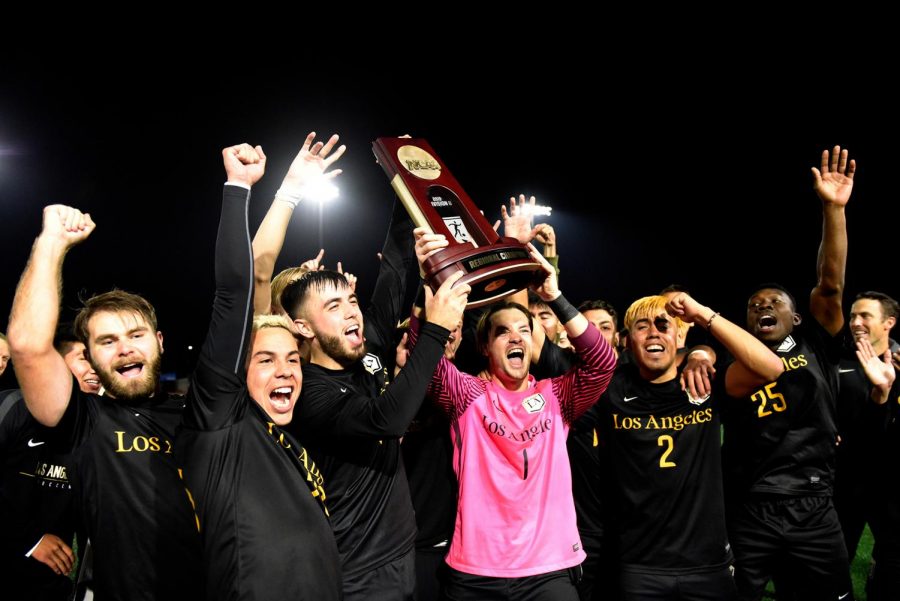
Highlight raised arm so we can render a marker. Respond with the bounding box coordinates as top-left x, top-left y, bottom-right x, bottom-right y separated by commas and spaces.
810, 145, 854, 335
8, 206, 95, 426
407, 279, 481, 421
666, 292, 785, 398
527, 243, 589, 339
533, 246, 615, 422
252, 132, 344, 315
533, 223, 558, 275
363, 196, 421, 358
202, 144, 266, 373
